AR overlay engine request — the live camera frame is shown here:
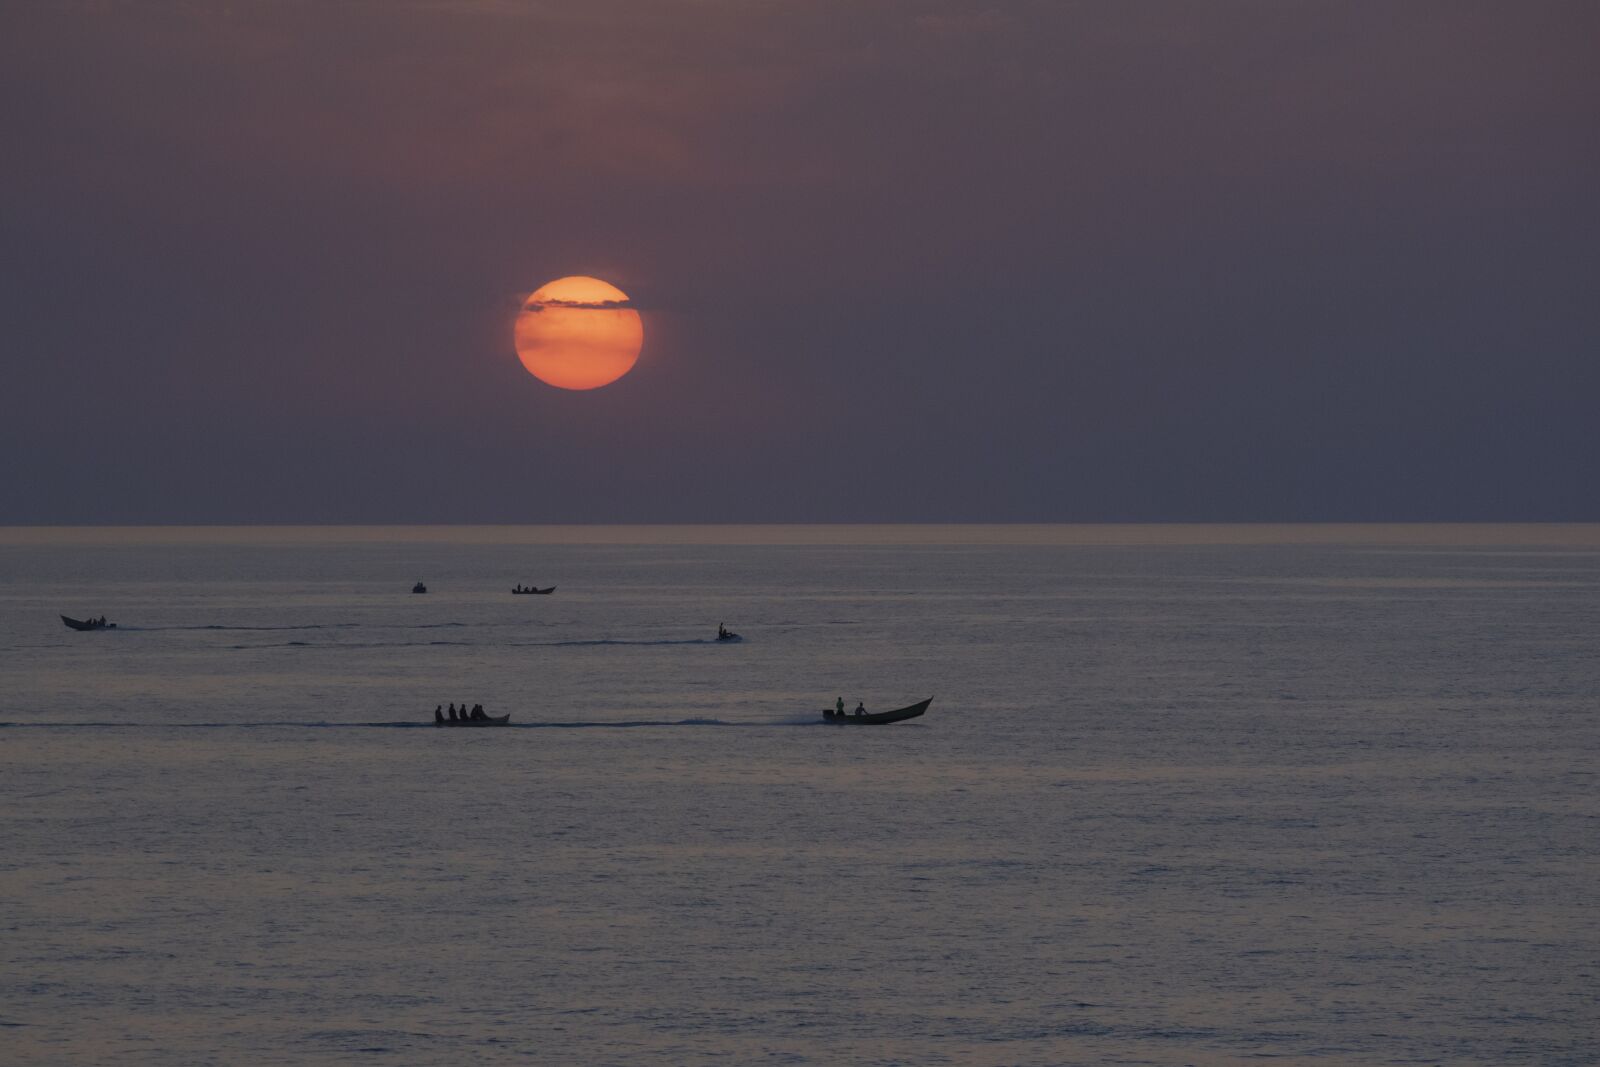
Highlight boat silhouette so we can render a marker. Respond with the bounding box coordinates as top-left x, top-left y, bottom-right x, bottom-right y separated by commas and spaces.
821, 698, 931, 725
434, 712, 510, 727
